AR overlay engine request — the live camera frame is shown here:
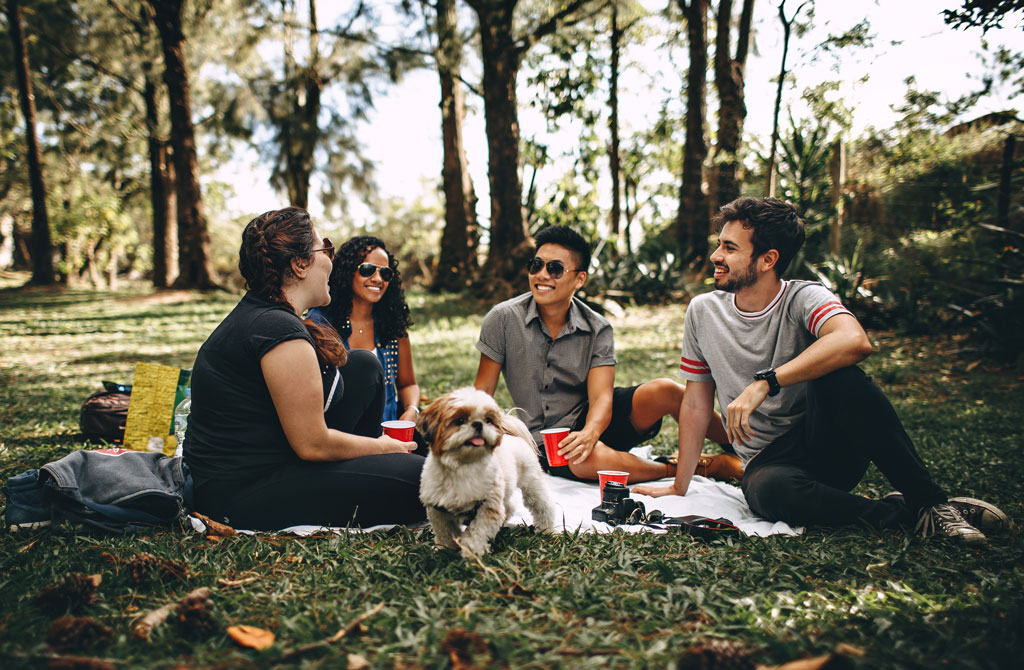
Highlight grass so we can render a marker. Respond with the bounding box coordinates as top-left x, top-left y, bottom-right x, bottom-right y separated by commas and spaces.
1, 275, 1023, 669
